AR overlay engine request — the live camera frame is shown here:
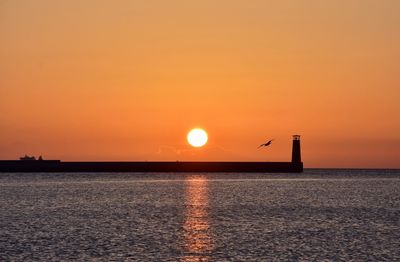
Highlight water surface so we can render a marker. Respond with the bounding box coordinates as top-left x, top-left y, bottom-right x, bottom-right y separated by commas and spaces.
1, 169, 399, 261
